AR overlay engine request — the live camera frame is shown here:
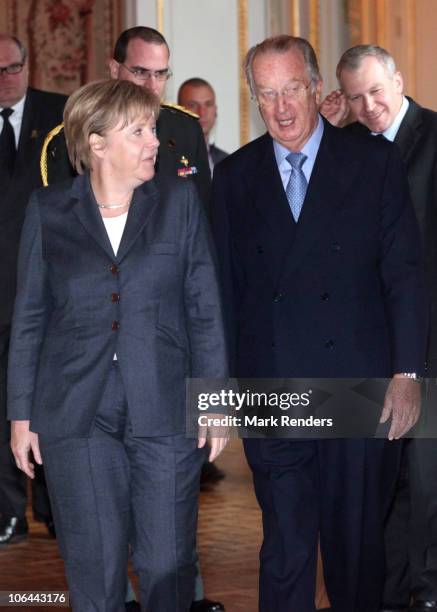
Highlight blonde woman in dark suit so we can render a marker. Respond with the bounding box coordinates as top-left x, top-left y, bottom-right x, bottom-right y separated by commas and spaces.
8, 79, 228, 612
